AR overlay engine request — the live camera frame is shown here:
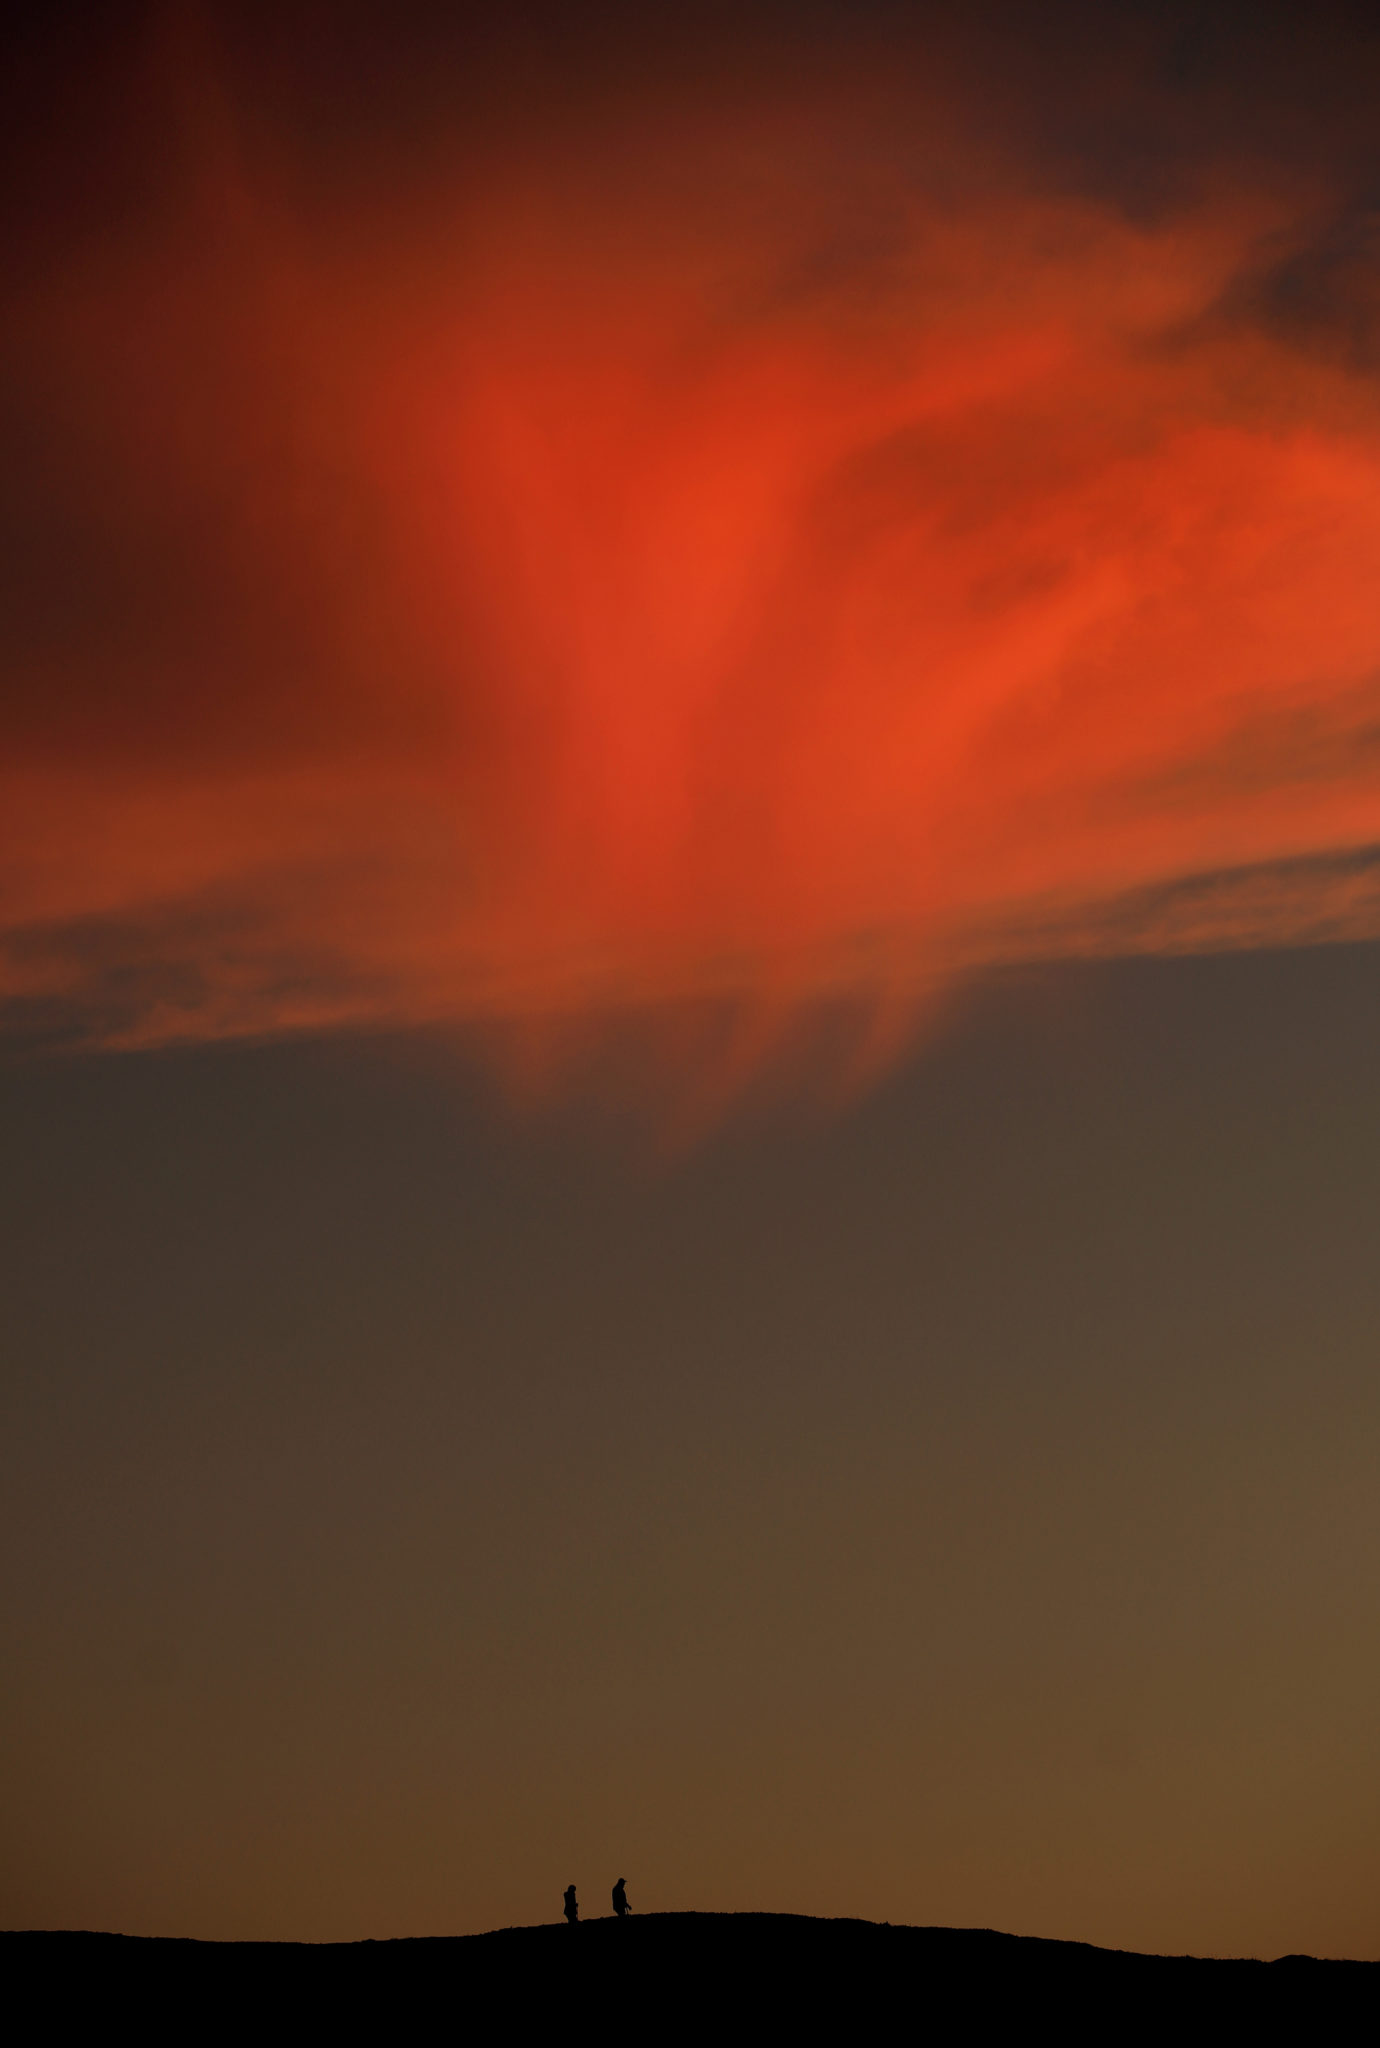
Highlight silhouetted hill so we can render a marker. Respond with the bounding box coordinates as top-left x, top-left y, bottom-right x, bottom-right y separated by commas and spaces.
4, 1913, 1373, 2038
